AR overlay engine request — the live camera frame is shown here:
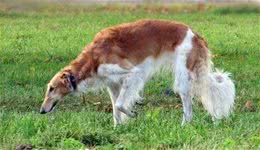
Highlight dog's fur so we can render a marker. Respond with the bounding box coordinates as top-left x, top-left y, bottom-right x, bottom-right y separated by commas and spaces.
40, 19, 235, 126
